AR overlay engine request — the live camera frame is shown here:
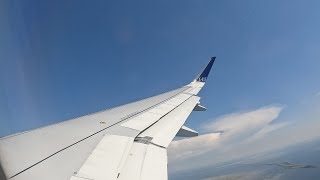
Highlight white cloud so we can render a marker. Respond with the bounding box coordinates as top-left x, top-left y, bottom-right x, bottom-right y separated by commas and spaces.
202, 105, 283, 140
168, 105, 285, 172
246, 122, 289, 142
168, 104, 320, 175
168, 133, 221, 161
168, 105, 283, 160
201, 170, 284, 180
